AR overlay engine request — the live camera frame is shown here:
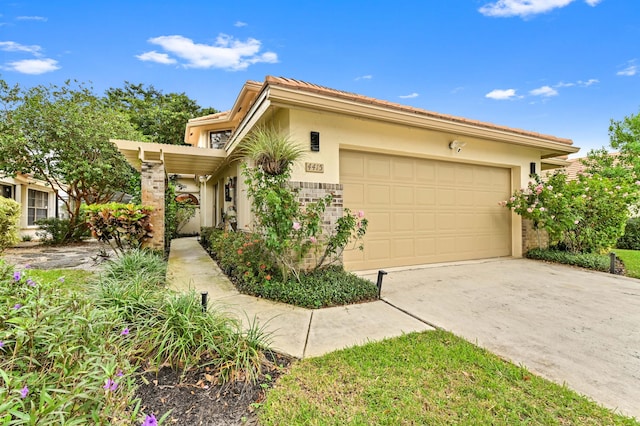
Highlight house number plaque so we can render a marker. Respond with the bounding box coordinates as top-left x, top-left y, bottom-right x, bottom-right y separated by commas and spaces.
305, 162, 324, 173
